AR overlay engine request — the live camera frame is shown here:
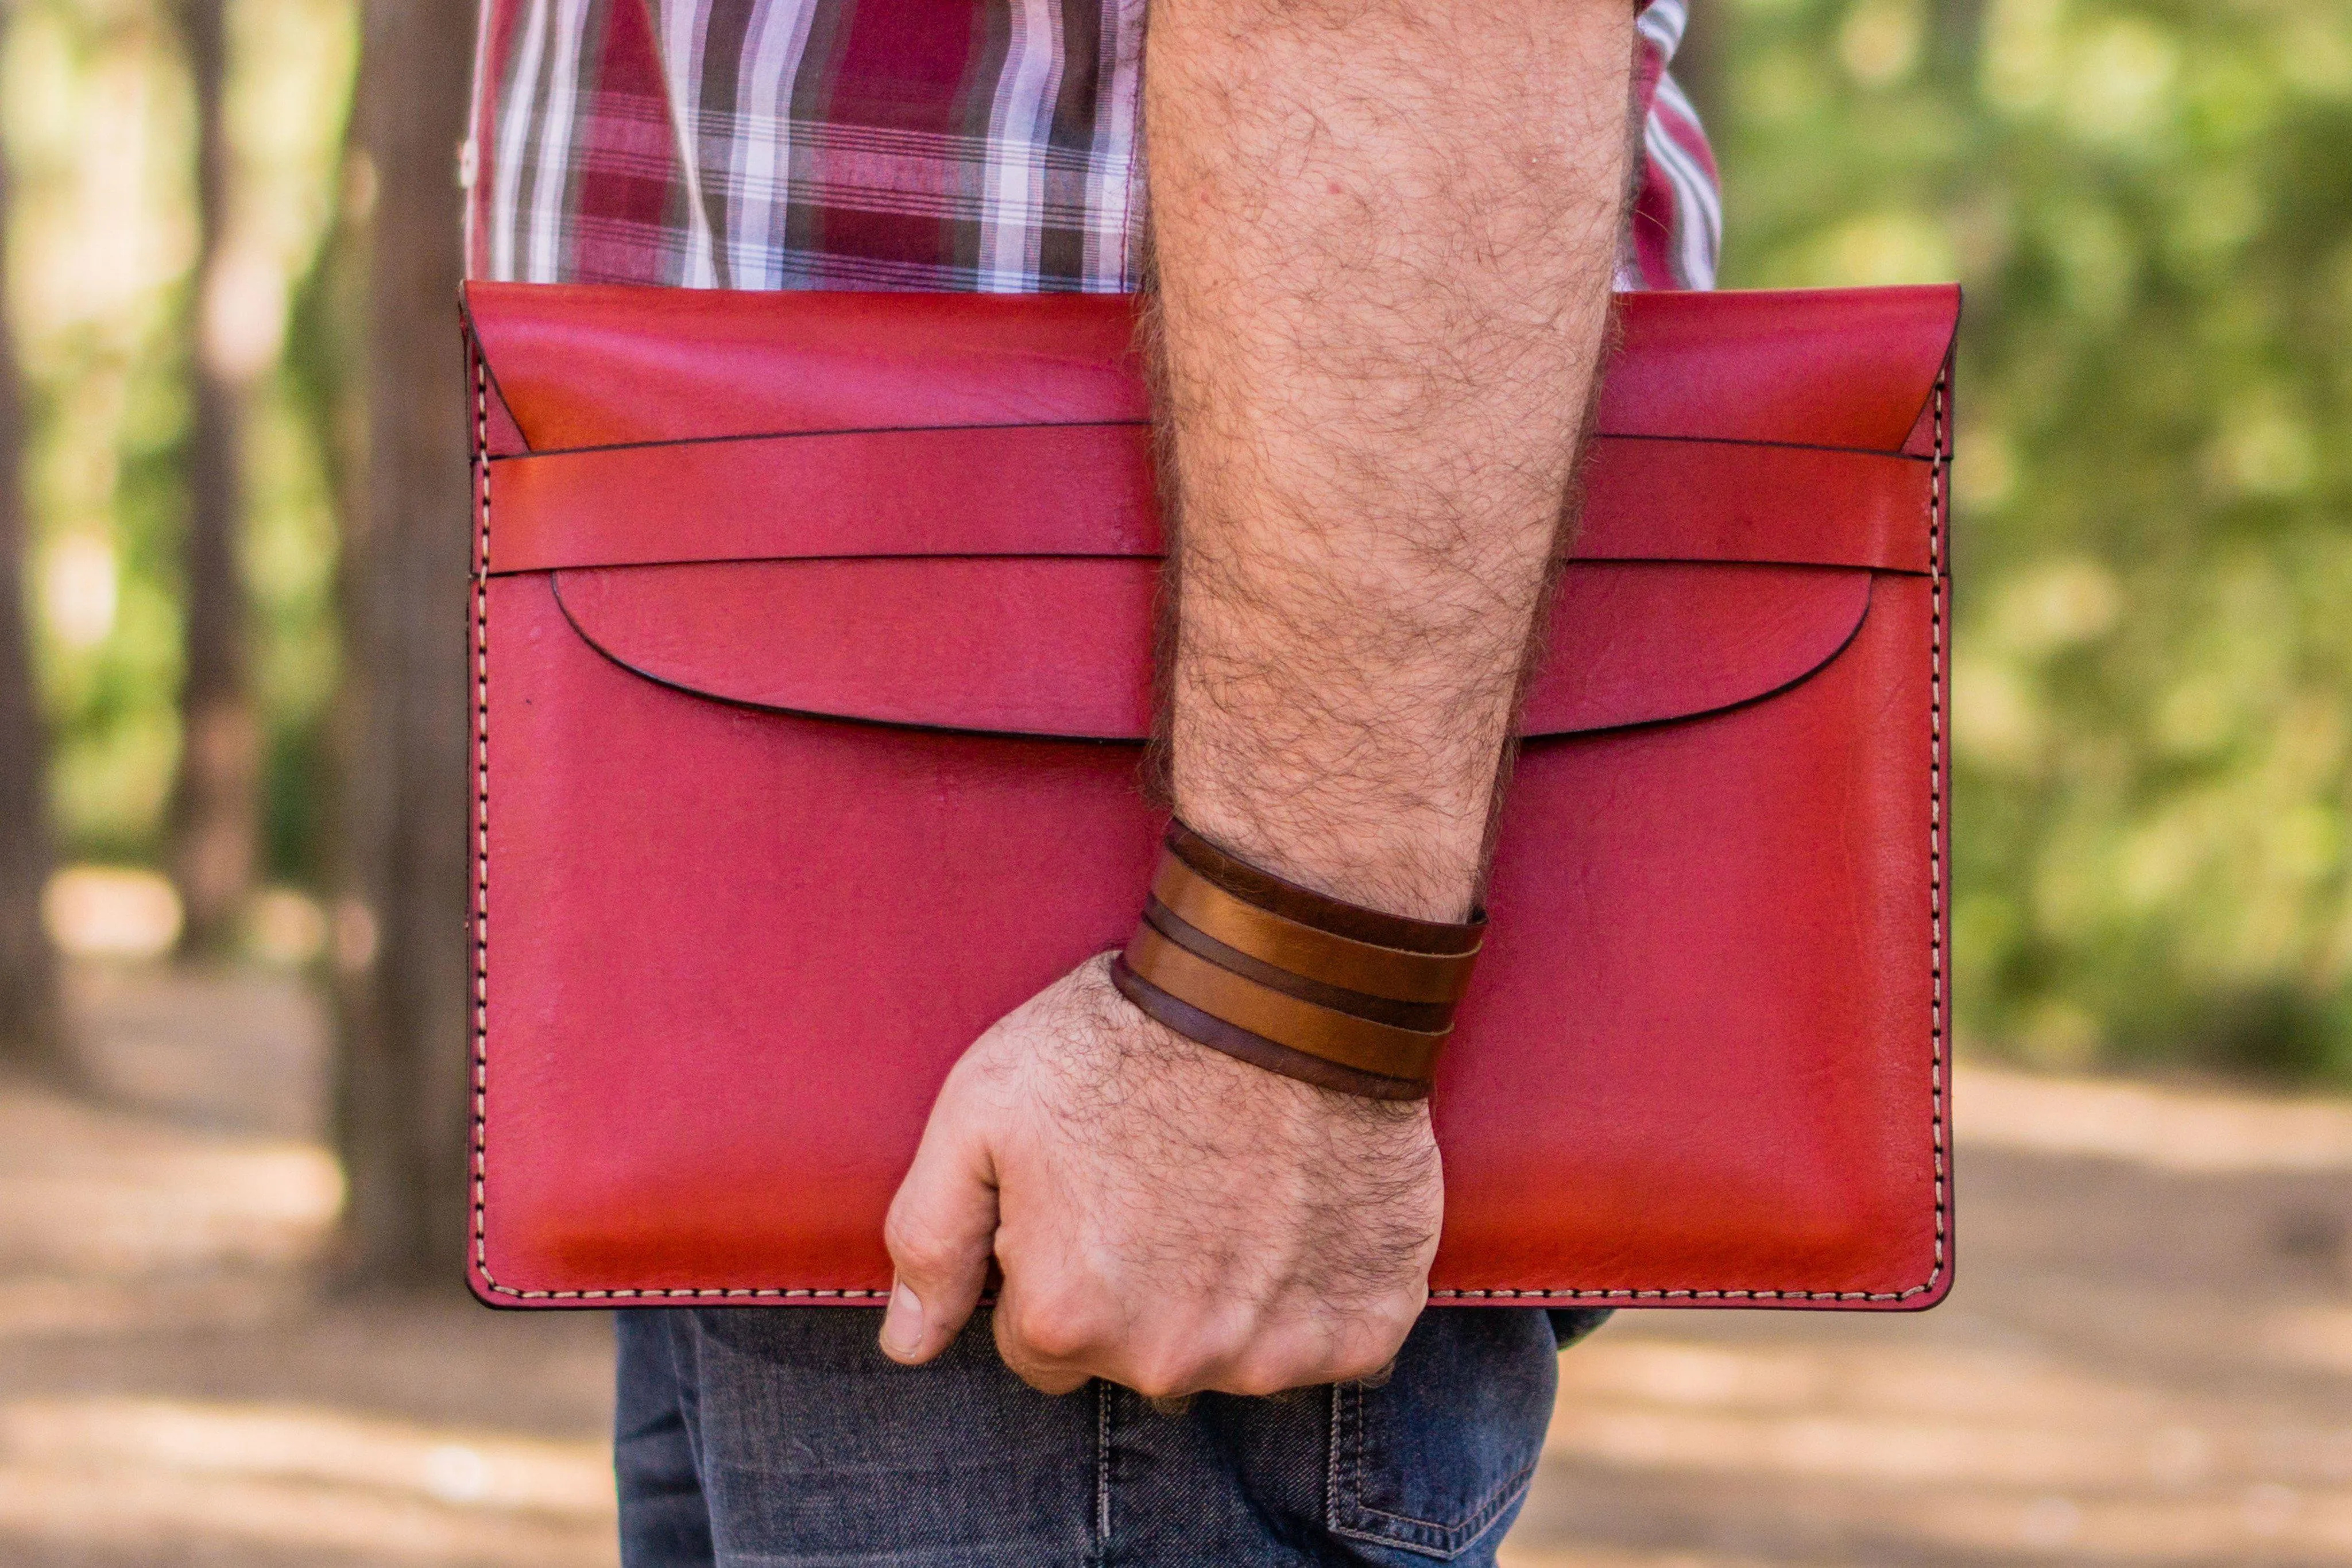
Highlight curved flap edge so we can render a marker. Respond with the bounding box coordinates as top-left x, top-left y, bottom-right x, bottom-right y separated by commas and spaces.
547, 559, 1877, 742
